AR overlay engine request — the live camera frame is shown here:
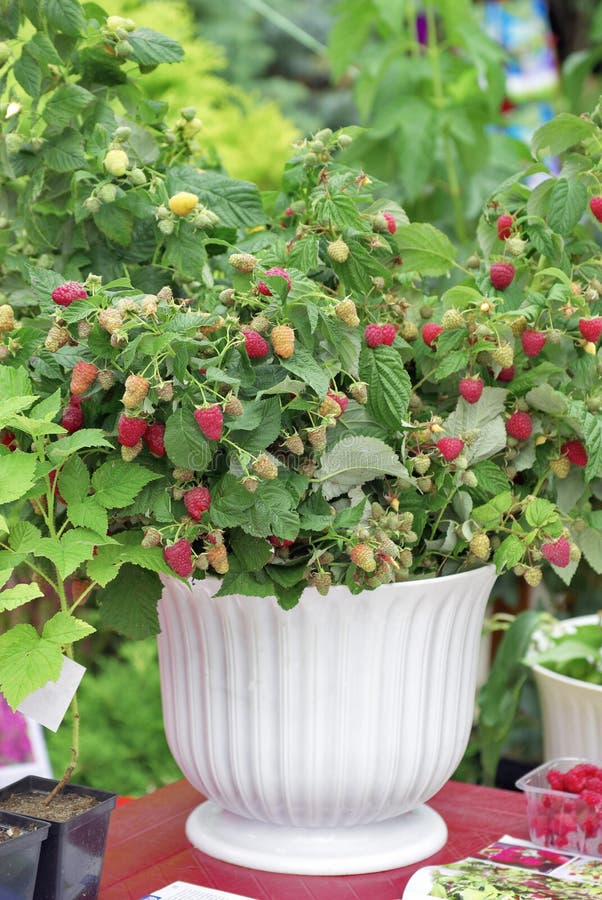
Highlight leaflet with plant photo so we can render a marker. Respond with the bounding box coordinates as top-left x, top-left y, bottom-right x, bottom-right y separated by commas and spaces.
403, 835, 602, 899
